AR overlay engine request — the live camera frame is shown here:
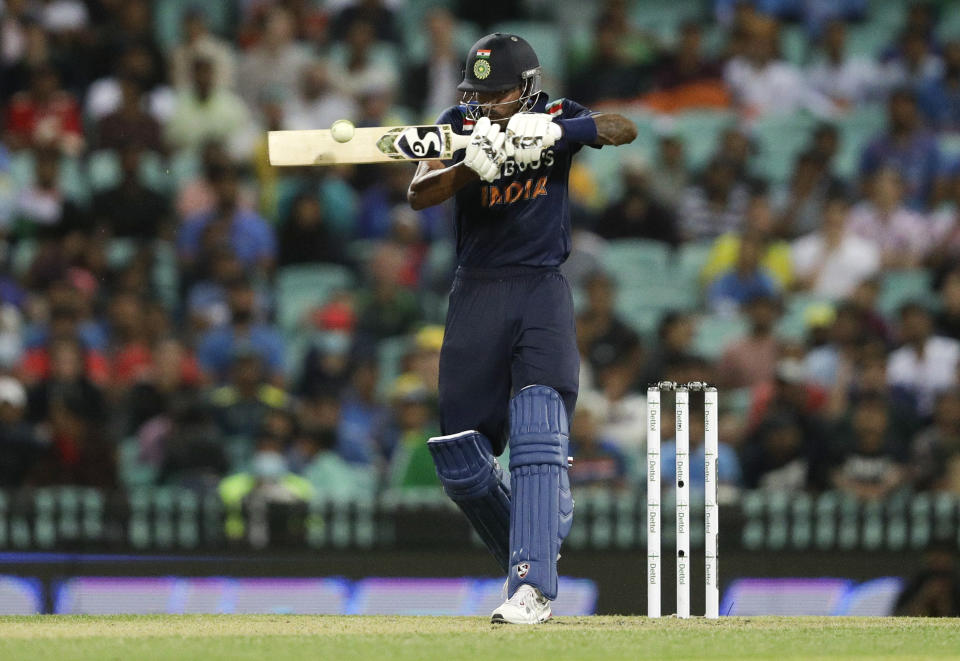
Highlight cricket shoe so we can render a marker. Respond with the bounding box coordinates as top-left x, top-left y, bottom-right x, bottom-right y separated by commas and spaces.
490, 584, 552, 624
